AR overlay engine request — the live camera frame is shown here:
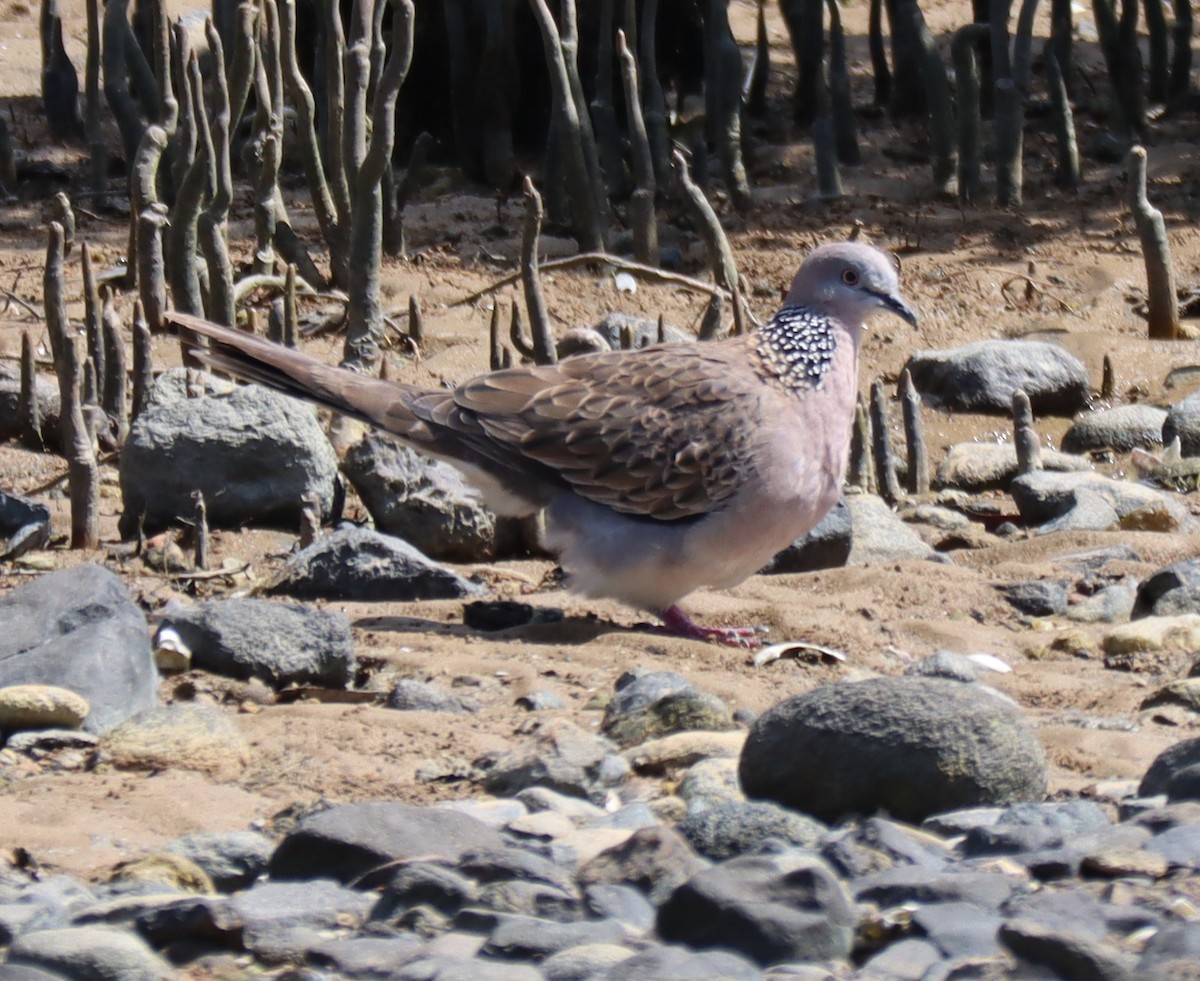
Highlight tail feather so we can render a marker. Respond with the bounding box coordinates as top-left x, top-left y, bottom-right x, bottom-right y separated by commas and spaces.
165, 311, 416, 432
